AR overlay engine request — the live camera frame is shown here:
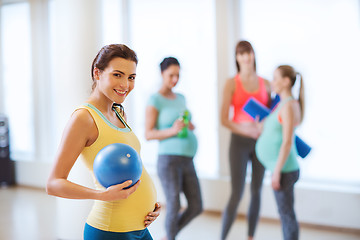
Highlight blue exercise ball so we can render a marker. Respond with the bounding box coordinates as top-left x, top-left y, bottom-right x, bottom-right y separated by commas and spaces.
93, 143, 143, 189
